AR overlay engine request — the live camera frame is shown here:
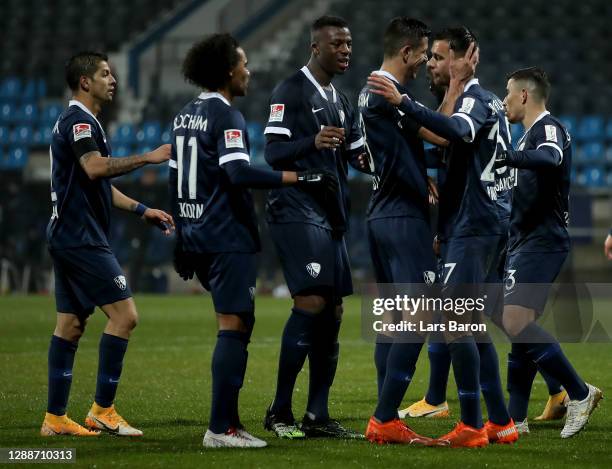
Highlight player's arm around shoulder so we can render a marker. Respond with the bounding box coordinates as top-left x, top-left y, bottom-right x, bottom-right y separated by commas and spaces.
110, 185, 175, 235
